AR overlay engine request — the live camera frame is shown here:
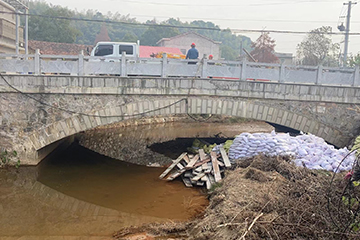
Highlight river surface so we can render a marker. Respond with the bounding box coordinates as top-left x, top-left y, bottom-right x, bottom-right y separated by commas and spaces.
0, 121, 274, 239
